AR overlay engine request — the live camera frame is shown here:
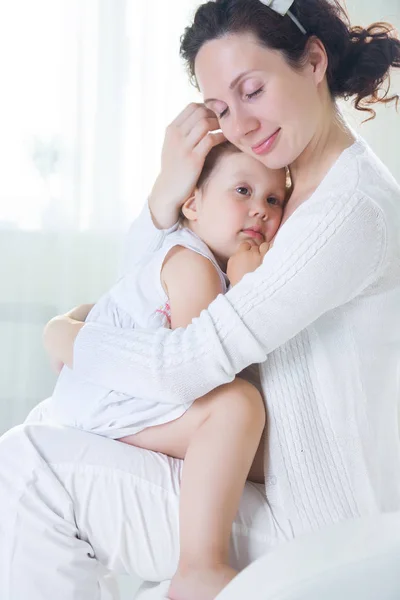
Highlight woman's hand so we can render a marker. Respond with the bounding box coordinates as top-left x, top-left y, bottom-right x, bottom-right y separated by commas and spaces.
43, 305, 91, 372
149, 103, 226, 229
227, 241, 271, 286
64, 303, 94, 322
